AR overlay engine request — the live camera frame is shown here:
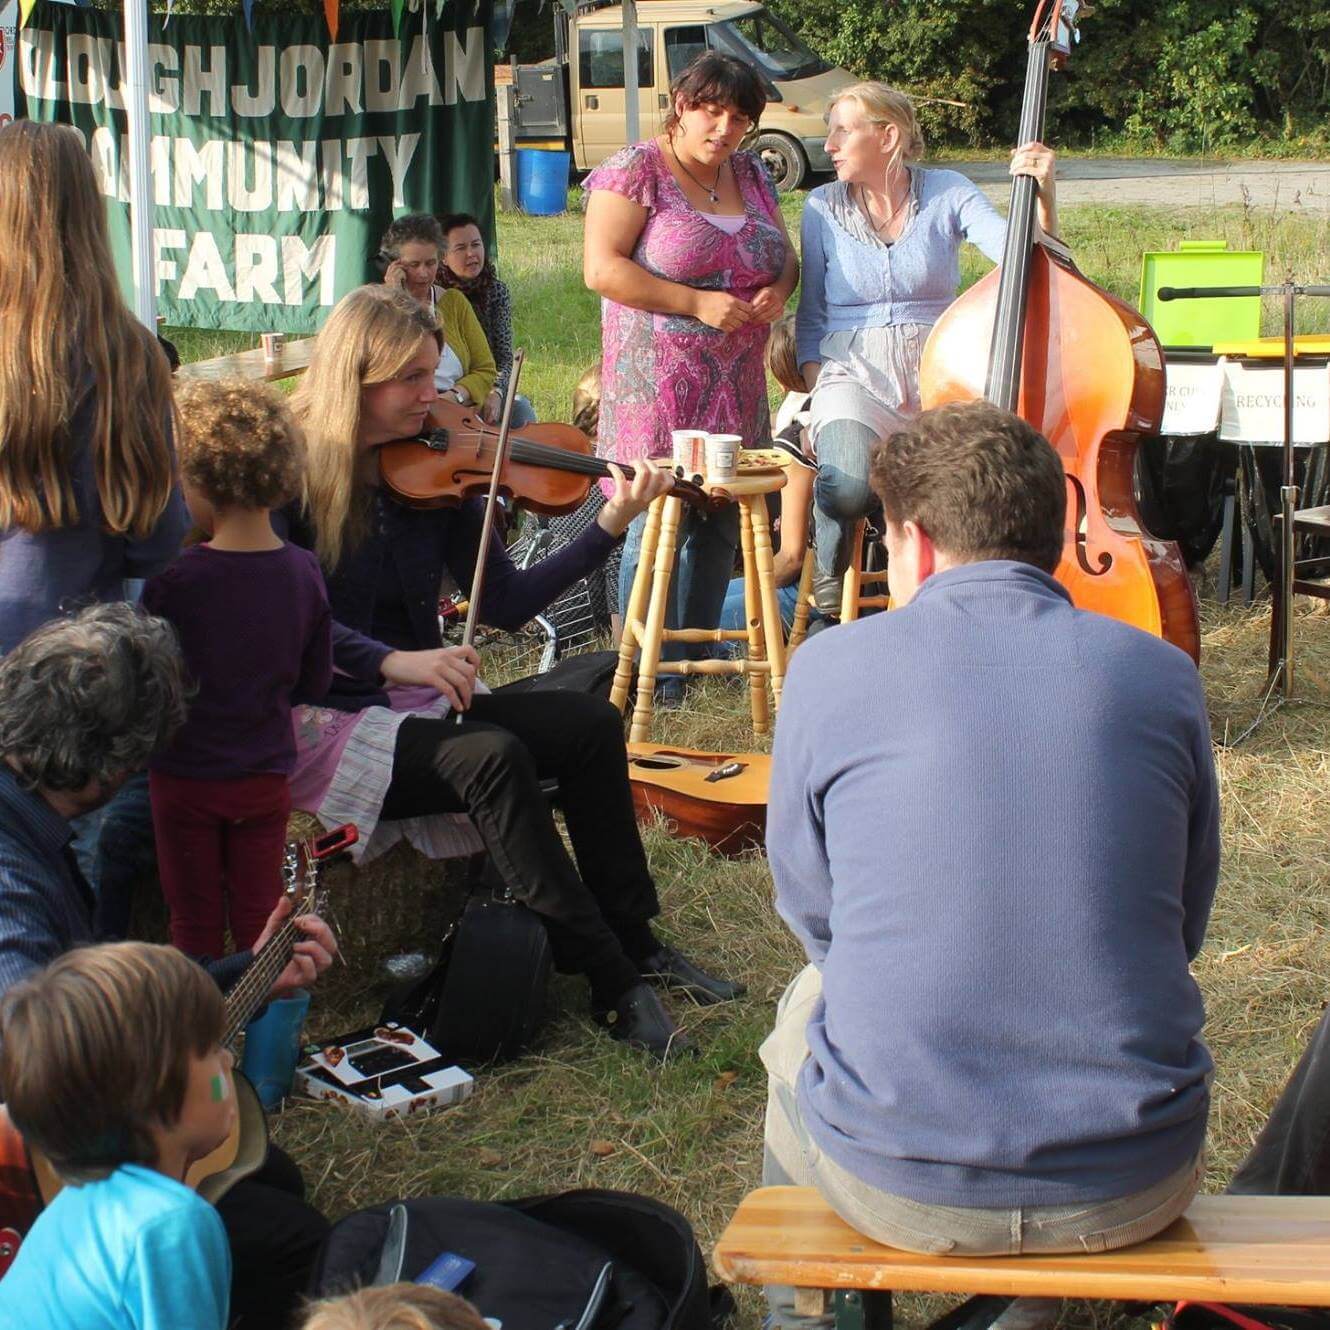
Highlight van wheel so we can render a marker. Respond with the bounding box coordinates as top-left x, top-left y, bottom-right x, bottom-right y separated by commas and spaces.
754, 133, 807, 192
